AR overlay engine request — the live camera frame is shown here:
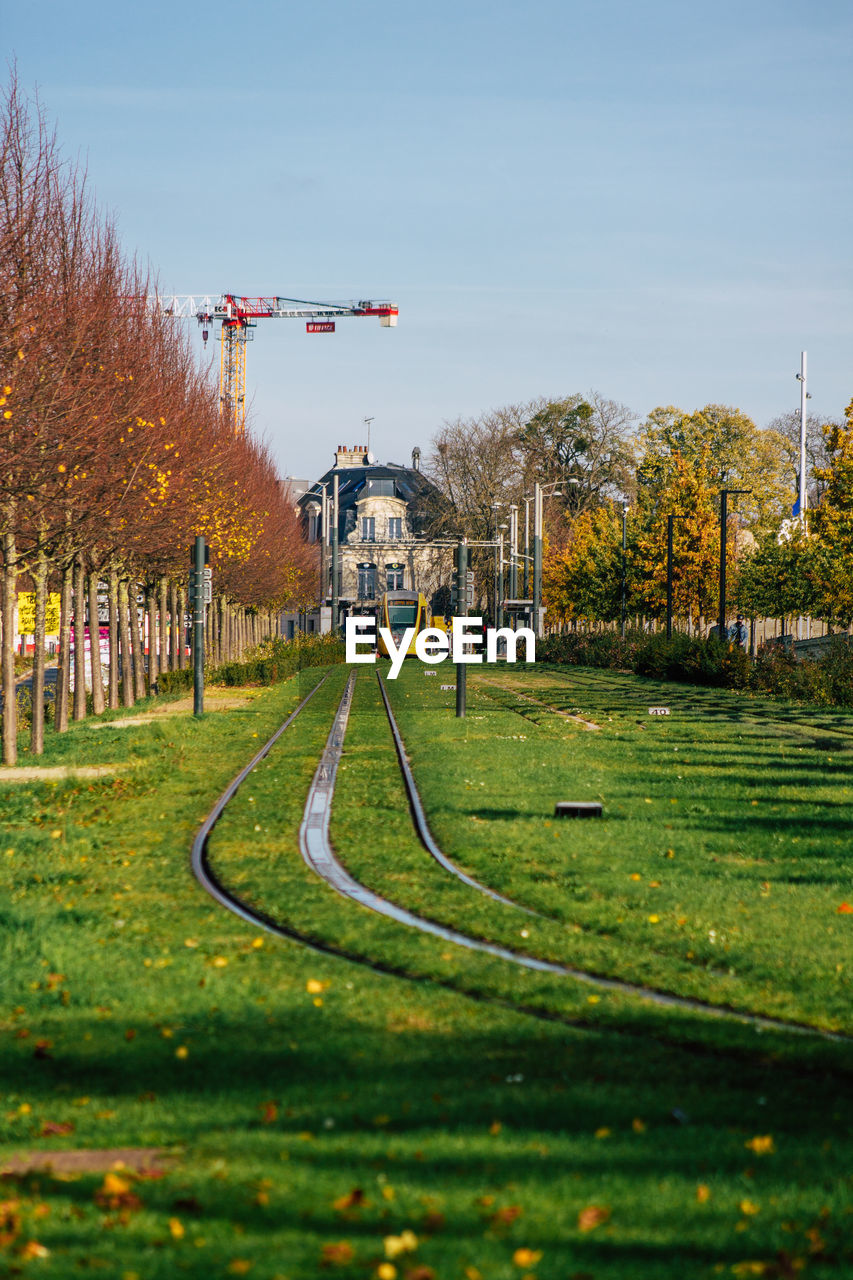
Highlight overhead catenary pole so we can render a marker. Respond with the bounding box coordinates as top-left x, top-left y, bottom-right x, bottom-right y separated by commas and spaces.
509, 505, 518, 602
718, 488, 750, 640
523, 498, 530, 598
667, 515, 675, 640
532, 482, 543, 639
455, 539, 468, 719
621, 503, 628, 638
331, 474, 340, 632
192, 535, 206, 716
